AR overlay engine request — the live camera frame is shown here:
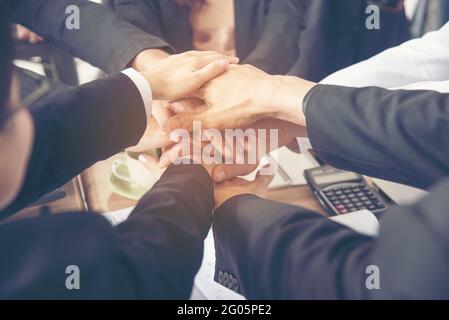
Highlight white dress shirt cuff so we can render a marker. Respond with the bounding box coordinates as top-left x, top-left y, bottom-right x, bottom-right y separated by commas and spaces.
121, 68, 152, 121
